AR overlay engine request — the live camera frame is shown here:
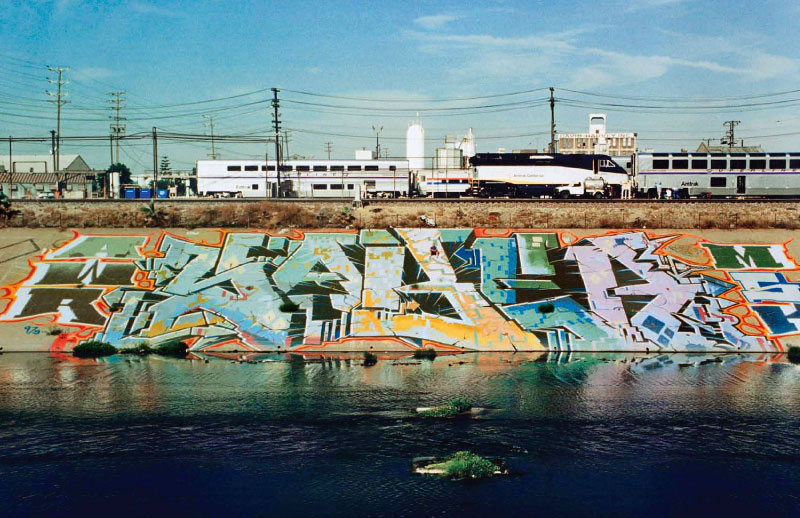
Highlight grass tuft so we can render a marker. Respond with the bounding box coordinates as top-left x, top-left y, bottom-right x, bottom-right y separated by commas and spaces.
363, 351, 378, 366
72, 340, 116, 358
417, 398, 472, 418
412, 348, 437, 360
421, 451, 501, 480
788, 346, 800, 364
